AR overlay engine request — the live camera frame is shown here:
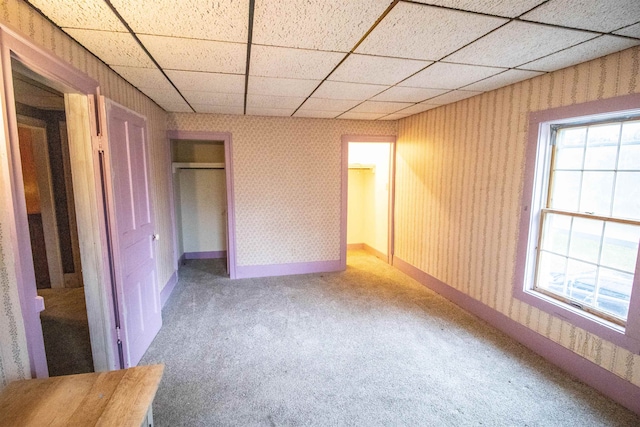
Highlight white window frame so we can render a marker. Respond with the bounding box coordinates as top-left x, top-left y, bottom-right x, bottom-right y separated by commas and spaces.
514, 94, 640, 354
